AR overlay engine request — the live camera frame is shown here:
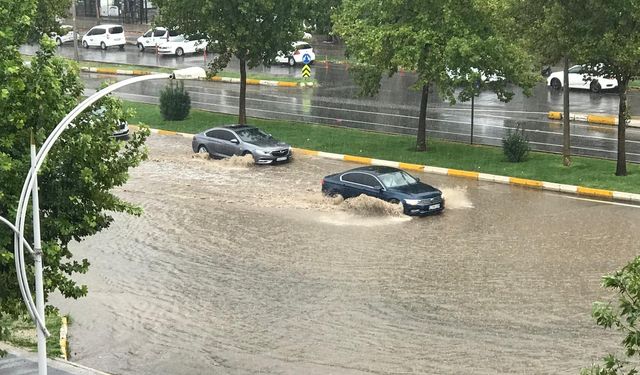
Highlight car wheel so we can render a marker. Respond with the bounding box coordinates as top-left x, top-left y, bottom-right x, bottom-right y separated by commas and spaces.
550, 78, 562, 90
389, 199, 400, 204
119, 44, 125, 50
590, 81, 602, 93
176, 47, 184, 57
197, 145, 210, 156
137, 43, 144, 52
56, 38, 62, 46
288, 57, 295, 66
100, 41, 107, 50
82, 40, 89, 49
